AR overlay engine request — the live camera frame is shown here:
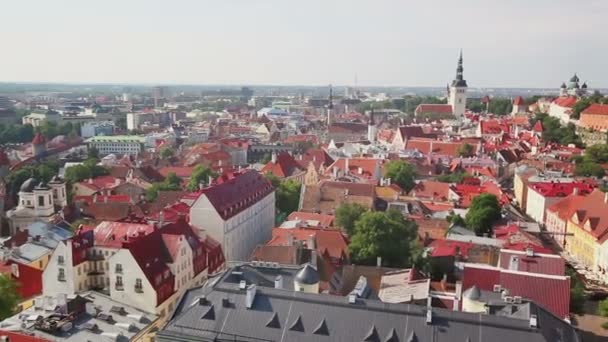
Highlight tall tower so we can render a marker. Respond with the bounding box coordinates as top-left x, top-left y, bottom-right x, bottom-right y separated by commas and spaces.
448, 50, 468, 117
326, 84, 334, 126
367, 109, 377, 143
